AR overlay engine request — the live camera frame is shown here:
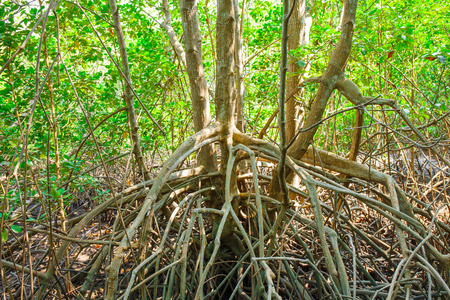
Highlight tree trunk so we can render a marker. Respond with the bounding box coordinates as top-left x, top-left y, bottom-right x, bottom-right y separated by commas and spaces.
213, 0, 237, 242
180, 0, 217, 172
285, 0, 312, 188
287, 0, 357, 160
286, 0, 306, 142
270, 0, 357, 197
215, 0, 236, 163
233, 0, 245, 132
108, 0, 150, 180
